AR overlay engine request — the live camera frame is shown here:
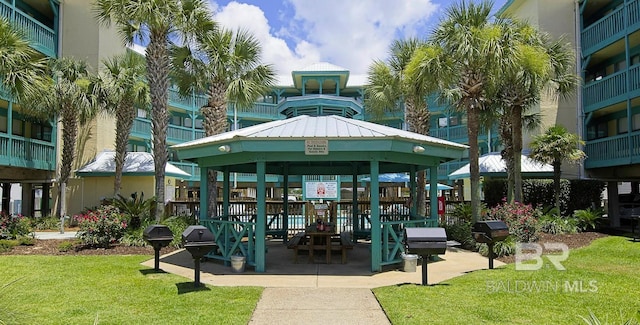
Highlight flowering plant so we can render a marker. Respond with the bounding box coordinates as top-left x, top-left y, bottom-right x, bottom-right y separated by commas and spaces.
74, 205, 127, 247
486, 200, 540, 243
0, 212, 32, 239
